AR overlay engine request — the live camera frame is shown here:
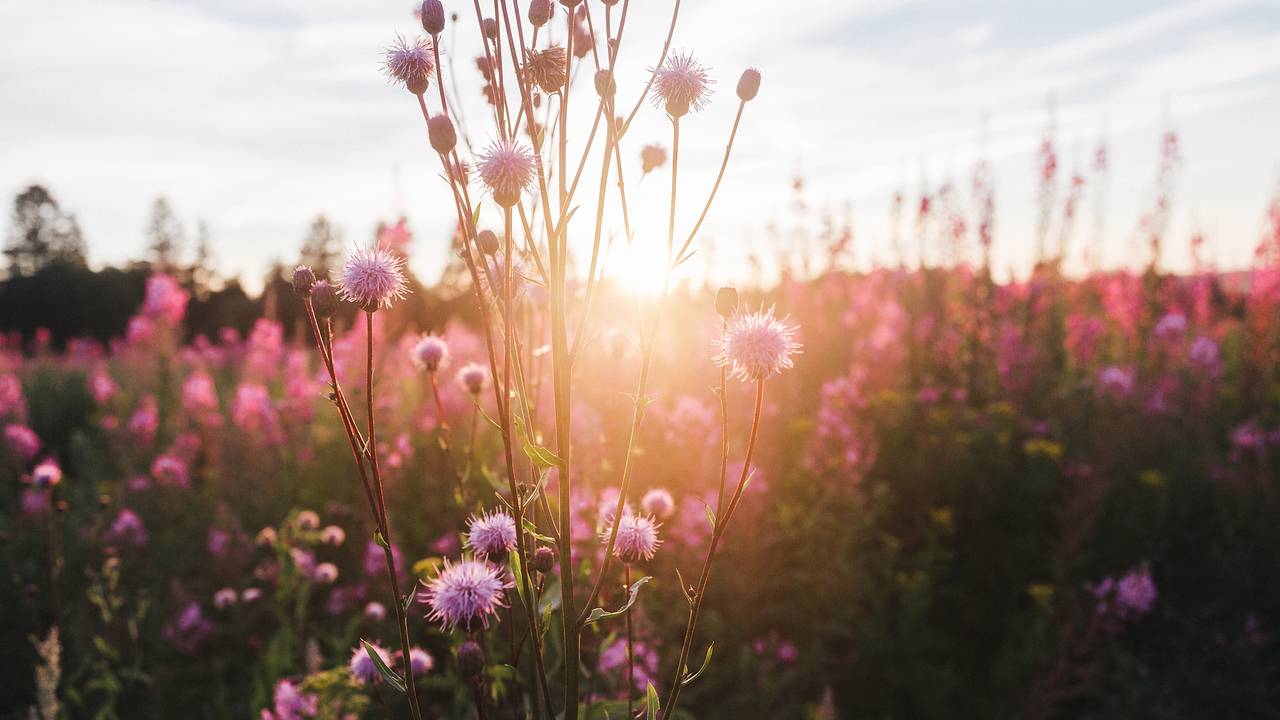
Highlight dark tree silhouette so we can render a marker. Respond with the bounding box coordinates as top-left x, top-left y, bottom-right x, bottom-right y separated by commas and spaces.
4, 185, 87, 277
146, 196, 184, 270
299, 215, 341, 278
